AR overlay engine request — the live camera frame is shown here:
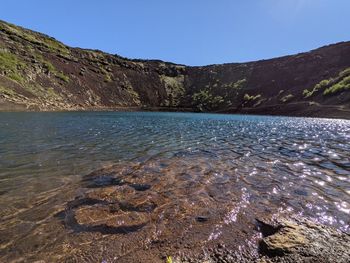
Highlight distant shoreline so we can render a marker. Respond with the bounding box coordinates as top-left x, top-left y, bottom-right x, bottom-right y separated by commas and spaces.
1, 102, 349, 120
